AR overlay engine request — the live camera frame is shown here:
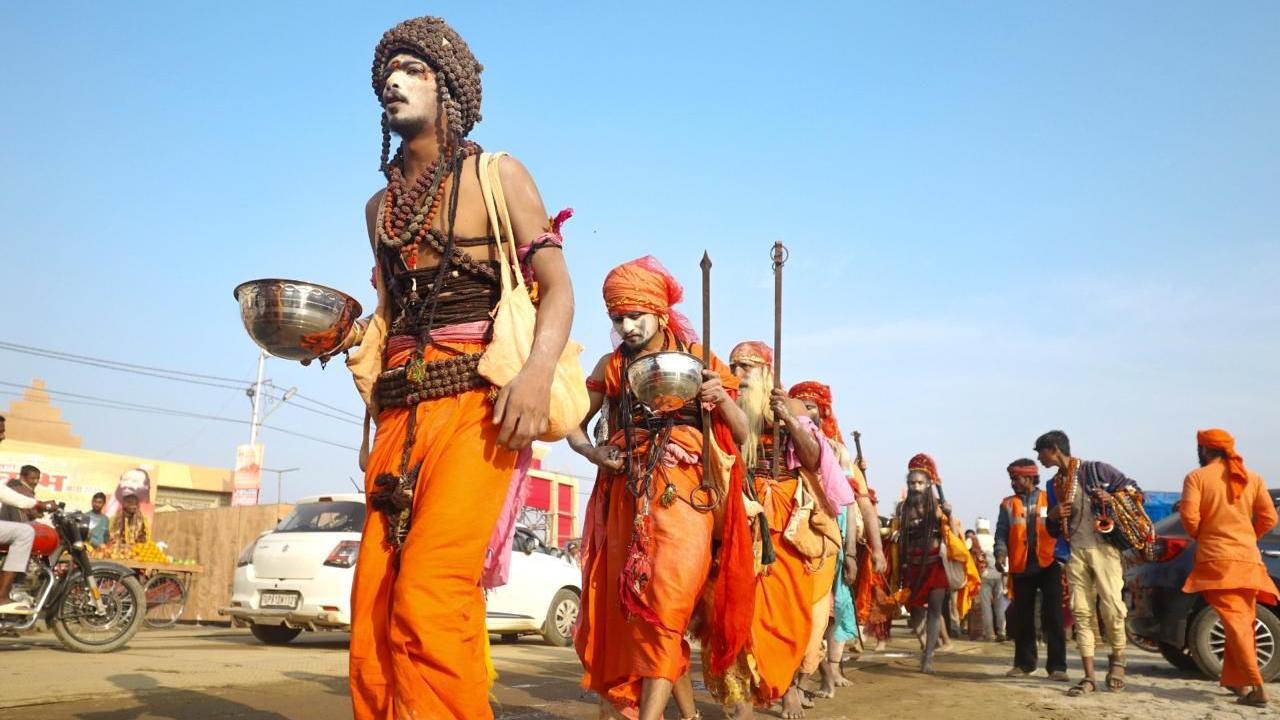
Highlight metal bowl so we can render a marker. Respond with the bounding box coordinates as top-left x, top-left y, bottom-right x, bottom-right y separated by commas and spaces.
626, 351, 705, 413
233, 279, 363, 362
